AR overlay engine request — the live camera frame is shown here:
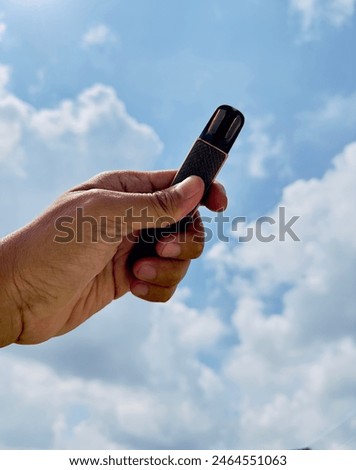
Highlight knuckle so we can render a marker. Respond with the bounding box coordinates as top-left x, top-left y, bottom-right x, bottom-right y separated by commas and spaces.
84, 188, 108, 212
95, 170, 112, 181
153, 190, 176, 218
86, 171, 113, 189
147, 194, 163, 220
